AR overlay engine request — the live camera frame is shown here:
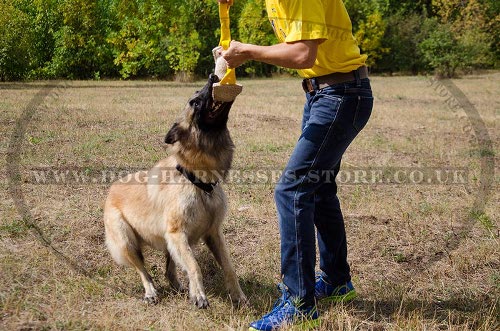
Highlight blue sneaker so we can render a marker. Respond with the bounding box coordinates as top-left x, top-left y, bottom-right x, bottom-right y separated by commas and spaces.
314, 272, 357, 303
249, 284, 319, 331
